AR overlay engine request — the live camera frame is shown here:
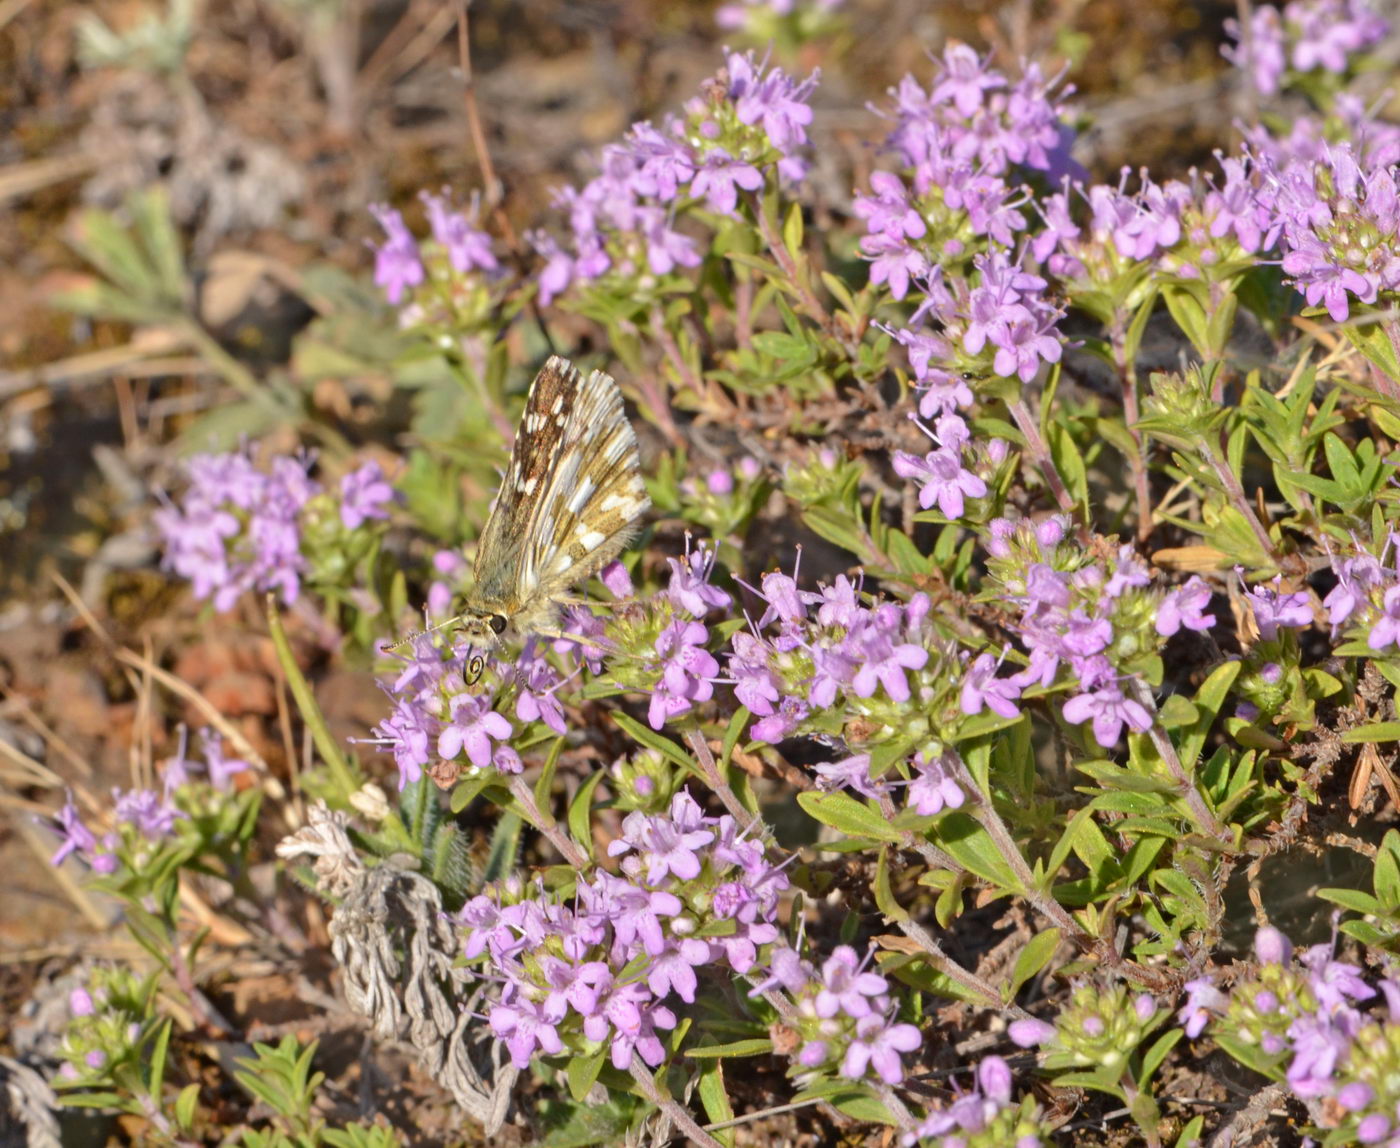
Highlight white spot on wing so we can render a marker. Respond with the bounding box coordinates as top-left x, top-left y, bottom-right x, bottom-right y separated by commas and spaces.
575, 527, 607, 551
567, 479, 597, 515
